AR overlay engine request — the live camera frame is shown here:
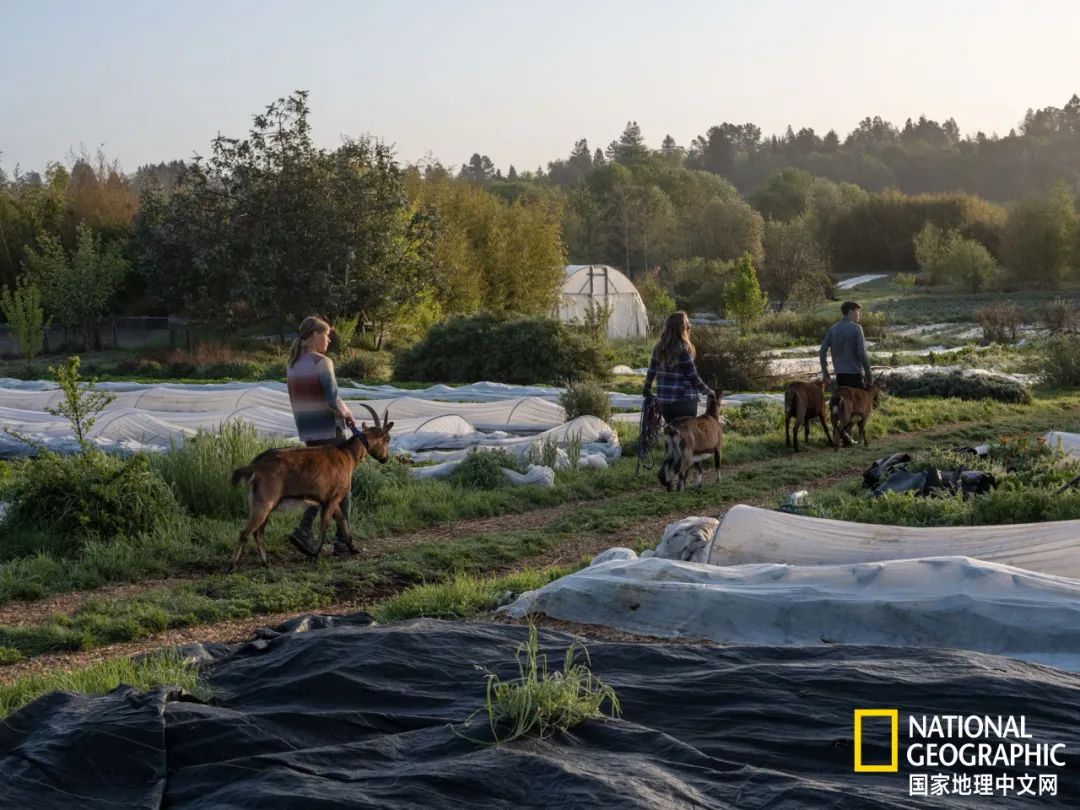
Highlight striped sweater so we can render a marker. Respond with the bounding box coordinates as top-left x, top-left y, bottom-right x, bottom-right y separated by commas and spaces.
286, 352, 346, 442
